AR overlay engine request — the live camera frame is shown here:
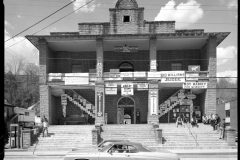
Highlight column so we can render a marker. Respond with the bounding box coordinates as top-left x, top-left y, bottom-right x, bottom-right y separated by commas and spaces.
95, 38, 105, 125
149, 36, 157, 72
148, 82, 159, 124
205, 36, 217, 116
38, 38, 51, 123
